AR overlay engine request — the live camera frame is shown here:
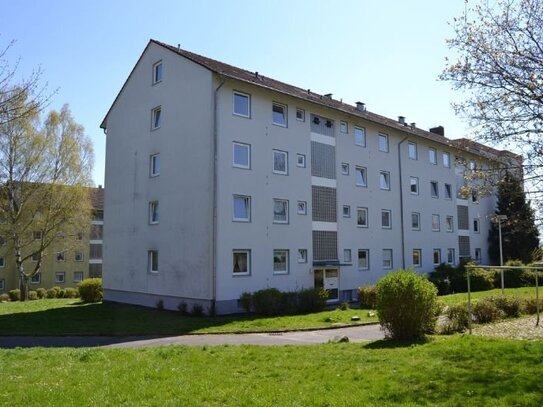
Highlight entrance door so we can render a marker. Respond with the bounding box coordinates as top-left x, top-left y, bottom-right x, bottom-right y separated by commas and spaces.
314, 268, 339, 302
